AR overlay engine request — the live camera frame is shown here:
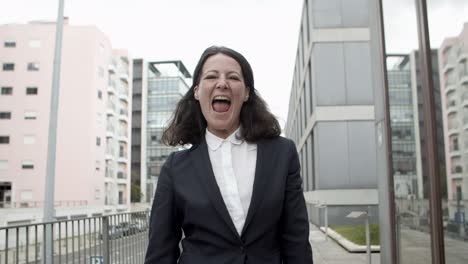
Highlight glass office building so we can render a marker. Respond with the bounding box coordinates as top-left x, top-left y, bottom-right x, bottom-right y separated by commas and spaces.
131, 60, 191, 203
